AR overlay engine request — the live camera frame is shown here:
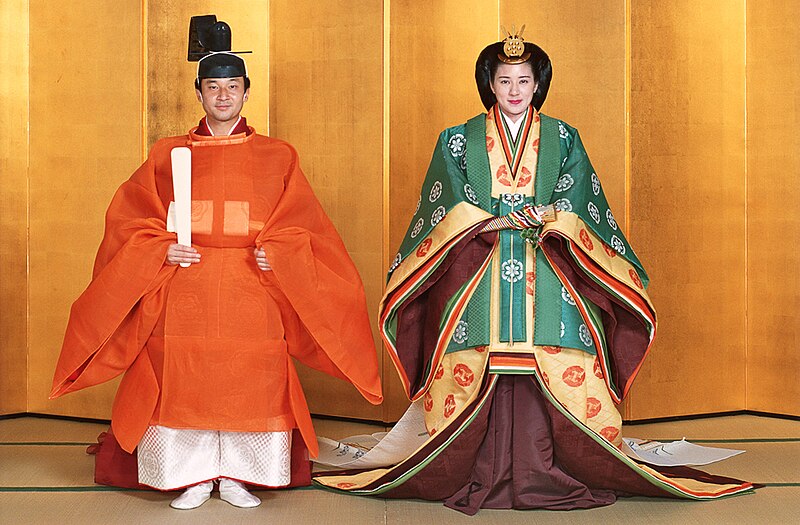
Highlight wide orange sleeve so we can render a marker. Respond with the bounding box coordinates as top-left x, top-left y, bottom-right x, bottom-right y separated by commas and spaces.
50, 149, 178, 399
256, 146, 383, 407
